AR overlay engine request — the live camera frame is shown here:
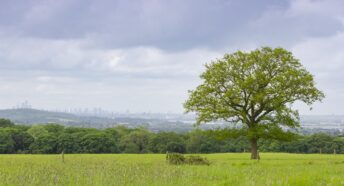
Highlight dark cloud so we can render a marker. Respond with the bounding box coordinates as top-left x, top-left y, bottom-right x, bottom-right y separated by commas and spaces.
0, 0, 290, 50
1, 0, 343, 50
